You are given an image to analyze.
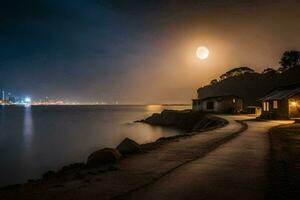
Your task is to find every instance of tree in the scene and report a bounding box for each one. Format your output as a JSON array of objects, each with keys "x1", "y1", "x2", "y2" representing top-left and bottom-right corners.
[
  {"x1": 279, "y1": 50, "x2": 300, "y2": 70},
  {"x1": 220, "y1": 74, "x2": 228, "y2": 81},
  {"x1": 262, "y1": 68, "x2": 276, "y2": 74},
  {"x1": 219, "y1": 67, "x2": 255, "y2": 80},
  {"x1": 210, "y1": 79, "x2": 218, "y2": 85}
]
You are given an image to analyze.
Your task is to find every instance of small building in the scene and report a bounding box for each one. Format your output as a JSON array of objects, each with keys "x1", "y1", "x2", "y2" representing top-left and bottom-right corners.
[
  {"x1": 193, "y1": 95, "x2": 243, "y2": 113},
  {"x1": 260, "y1": 85, "x2": 300, "y2": 119}
]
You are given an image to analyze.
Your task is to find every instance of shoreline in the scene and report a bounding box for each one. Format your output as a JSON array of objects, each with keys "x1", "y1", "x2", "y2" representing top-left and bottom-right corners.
[
  {"x1": 0, "y1": 115, "x2": 243, "y2": 200},
  {"x1": 0, "y1": 104, "x2": 192, "y2": 107},
  {"x1": 0, "y1": 111, "x2": 226, "y2": 191},
  {"x1": 1, "y1": 114, "x2": 259, "y2": 200},
  {"x1": 139, "y1": 114, "x2": 229, "y2": 152}
]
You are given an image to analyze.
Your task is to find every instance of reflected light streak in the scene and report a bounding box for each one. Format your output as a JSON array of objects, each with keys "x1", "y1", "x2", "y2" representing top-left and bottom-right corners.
[
  {"x1": 23, "y1": 107, "x2": 34, "y2": 148},
  {"x1": 21, "y1": 106, "x2": 35, "y2": 178}
]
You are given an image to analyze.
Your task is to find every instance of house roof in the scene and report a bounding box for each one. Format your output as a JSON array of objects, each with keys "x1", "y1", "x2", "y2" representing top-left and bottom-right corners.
[
  {"x1": 195, "y1": 95, "x2": 241, "y2": 102},
  {"x1": 260, "y1": 86, "x2": 300, "y2": 101}
]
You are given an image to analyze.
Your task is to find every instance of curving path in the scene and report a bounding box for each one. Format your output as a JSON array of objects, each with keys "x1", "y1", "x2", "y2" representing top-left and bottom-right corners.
[{"x1": 120, "y1": 116, "x2": 292, "y2": 200}]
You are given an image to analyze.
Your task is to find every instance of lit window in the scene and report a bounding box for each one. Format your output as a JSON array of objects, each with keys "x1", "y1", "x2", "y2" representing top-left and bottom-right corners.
[
  {"x1": 263, "y1": 102, "x2": 270, "y2": 111},
  {"x1": 290, "y1": 101, "x2": 297, "y2": 107},
  {"x1": 273, "y1": 100, "x2": 278, "y2": 109}
]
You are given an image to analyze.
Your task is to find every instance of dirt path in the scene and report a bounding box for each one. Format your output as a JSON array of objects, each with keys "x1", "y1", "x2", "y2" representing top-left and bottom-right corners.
[{"x1": 119, "y1": 118, "x2": 292, "y2": 200}]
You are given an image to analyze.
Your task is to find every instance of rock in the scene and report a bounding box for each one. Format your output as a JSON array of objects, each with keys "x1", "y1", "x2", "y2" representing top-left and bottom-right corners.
[
  {"x1": 86, "y1": 148, "x2": 121, "y2": 167},
  {"x1": 60, "y1": 162, "x2": 85, "y2": 172},
  {"x1": 142, "y1": 110, "x2": 217, "y2": 132},
  {"x1": 87, "y1": 169, "x2": 98, "y2": 175},
  {"x1": 42, "y1": 170, "x2": 56, "y2": 179},
  {"x1": 1, "y1": 184, "x2": 22, "y2": 190},
  {"x1": 27, "y1": 179, "x2": 35, "y2": 183},
  {"x1": 108, "y1": 165, "x2": 118, "y2": 171},
  {"x1": 74, "y1": 172, "x2": 85, "y2": 180},
  {"x1": 117, "y1": 138, "x2": 141, "y2": 154},
  {"x1": 156, "y1": 137, "x2": 167, "y2": 142}
]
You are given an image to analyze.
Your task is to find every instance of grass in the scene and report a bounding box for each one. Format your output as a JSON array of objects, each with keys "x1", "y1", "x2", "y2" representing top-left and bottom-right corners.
[{"x1": 268, "y1": 123, "x2": 300, "y2": 199}]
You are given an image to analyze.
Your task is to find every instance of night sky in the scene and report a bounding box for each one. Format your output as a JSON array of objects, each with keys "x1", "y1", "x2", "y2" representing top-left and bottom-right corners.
[{"x1": 1, "y1": 0, "x2": 300, "y2": 104}]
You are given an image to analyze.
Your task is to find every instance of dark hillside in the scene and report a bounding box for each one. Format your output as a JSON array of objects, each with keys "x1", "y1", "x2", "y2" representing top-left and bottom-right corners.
[{"x1": 197, "y1": 67, "x2": 300, "y2": 106}]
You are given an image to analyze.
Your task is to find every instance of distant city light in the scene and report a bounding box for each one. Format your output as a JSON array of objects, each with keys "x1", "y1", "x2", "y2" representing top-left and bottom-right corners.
[
  {"x1": 25, "y1": 97, "x2": 32, "y2": 103},
  {"x1": 0, "y1": 90, "x2": 108, "y2": 105}
]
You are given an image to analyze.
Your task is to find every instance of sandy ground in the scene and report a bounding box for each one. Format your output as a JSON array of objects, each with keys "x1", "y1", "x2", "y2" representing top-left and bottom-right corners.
[{"x1": 0, "y1": 115, "x2": 292, "y2": 200}]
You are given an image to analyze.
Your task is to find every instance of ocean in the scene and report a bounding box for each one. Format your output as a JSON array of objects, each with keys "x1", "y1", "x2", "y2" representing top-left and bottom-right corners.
[{"x1": 0, "y1": 105, "x2": 190, "y2": 187}]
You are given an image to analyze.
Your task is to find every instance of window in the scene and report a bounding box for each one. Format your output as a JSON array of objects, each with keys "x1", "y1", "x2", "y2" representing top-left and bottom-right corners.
[
  {"x1": 273, "y1": 100, "x2": 278, "y2": 109},
  {"x1": 206, "y1": 101, "x2": 214, "y2": 110},
  {"x1": 263, "y1": 102, "x2": 270, "y2": 111}
]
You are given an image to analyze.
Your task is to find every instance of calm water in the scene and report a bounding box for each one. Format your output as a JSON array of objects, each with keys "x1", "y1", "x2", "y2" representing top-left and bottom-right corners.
[{"x1": 0, "y1": 105, "x2": 190, "y2": 186}]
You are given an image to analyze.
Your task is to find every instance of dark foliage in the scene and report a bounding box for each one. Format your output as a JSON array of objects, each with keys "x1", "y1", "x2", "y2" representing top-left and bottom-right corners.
[
  {"x1": 198, "y1": 66, "x2": 300, "y2": 107},
  {"x1": 262, "y1": 68, "x2": 277, "y2": 74},
  {"x1": 210, "y1": 79, "x2": 218, "y2": 85},
  {"x1": 279, "y1": 50, "x2": 300, "y2": 71},
  {"x1": 219, "y1": 66, "x2": 255, "y2": 80}
]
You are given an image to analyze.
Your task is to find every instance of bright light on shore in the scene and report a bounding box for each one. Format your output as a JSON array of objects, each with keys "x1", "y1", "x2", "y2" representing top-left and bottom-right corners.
[{"x1": 25, "y1": 97, "x2": 31, "y2": 103}]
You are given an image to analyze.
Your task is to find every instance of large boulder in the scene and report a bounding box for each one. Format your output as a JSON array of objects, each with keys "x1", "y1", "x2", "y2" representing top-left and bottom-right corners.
[
  {"x1": 117, "y1": 138, "x2": 141, "y2": 154},
  {"x1": 87, "y1": 148, "x2": 121, "y2": 167},
  {"x1": 142, "y1": 110, "x2": 220, "y2": 132}
]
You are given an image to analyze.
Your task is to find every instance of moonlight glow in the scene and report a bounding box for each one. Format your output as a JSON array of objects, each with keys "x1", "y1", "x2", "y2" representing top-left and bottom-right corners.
[{"x1": 196, "y1": 46, "x2": 209, "y2": 60}]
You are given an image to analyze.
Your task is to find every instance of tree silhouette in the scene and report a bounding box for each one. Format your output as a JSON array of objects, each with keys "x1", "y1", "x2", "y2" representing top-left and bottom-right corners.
[
  {"x1": 210, "y1": 79, "x2": 218, "y2": 85},
  {"x1": 279, "y1": 50, "x2": 300, "y2": 71},
  {"x1": 262, "y1": 68, "x2": 276, "y2": 74},
  {"x1": 219, "y1": 67, "x2": 255, "y2": 80}
]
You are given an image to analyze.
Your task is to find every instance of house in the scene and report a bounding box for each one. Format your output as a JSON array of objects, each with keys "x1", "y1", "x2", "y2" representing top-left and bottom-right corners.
[
  {"x1": 193, "y1": 95, "x2": 243, "y2": 113},
  {"x1": 260, "y1": 84, "x2": 300, "y2": 119}
]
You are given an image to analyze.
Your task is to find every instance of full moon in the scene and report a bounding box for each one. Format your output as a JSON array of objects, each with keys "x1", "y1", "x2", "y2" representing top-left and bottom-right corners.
[{"x1": 196, "y1": 46, "x2": 209, "y2": 60}]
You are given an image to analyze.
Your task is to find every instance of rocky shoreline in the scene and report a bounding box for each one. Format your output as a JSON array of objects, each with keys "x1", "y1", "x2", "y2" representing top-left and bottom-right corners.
[
  {"x1": 2, "y1": 110, "x2": 226, "y2": 189},
  {"x1": 139, "y1": 109, "x2": 228, "y2": 132}
]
